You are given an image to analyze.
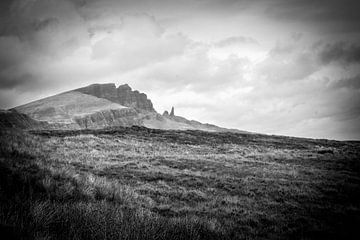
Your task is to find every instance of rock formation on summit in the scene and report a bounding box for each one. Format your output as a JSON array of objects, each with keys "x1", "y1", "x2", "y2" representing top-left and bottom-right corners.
[
  {"x1": 75, "y1": 83, "x2": 155, "y2": 112},
  {"x1": 163, "y1": 107, "x2": 174, "y2": 117}
]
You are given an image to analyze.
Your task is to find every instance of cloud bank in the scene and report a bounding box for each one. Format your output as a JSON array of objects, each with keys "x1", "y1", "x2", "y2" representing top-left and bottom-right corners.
[{"x1": 0, "y1": 0, "x2": 360, "y2": 140}]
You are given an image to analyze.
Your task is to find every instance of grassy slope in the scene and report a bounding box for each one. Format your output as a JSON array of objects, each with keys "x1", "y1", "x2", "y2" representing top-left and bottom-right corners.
[
  {"x1": 0, "y1": 127, "x2": 359, "y2": 239},
  {"x1": 14, "y1": 92, "x2": 127, "y2": 124}
]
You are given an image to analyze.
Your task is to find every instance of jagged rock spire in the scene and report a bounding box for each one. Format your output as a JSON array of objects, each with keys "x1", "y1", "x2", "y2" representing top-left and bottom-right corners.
[{"x1": 170, "y1": 107, "x2": 174, "y2": 117}]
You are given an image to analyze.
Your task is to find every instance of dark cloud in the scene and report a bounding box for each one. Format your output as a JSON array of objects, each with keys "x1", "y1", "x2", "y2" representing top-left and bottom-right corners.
[
  {"x1": 332, "y1": 75, "x2": 360, "y2": 89},
  {"x1": 32, "y1": 18, "x2": 60, "y2": 32},
  {"x1": 0, "y1": 36, "x2": 24, "y2": 70},
  {"x1": 319, "y1": 42, "x2": 360, "y2": 65},
  {"x1": 215, "y1": 36, "x2": 258, "y2": 47},
  {"x1": 256, "y1": 38, "x2": 320, "y2": 83},
  {"x1": 0, "y1": 0, "x2": 89, "y2": 48},
  {"x1": 71, "y1": 0, "x2": 254, "y2": 17},
  {"x1": 266, "y1": 0, "x2": 360, "y2": 32},
  {"x1": 0, "y1": 73, "x2": 34, "y2": 90},
  {"x1": 0, "y1": 0, "x2": 90, "y2": 95}
]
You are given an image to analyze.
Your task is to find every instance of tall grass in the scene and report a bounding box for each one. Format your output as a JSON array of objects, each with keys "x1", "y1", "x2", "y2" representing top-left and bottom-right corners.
[
  {"x1": 1, "y1": 127, "x2": 360, "y2": 239},
  {"x1": 0, "y1": 128, "x2": 225, "y2": 240}
]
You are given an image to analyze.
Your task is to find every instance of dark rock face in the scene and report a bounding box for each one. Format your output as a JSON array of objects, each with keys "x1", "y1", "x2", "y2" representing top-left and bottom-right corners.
[
  {"x1": 74, "y1": 108, "x2": 141, "y2": 129},
  {"x1": 163, "y1": 110, "x2": 169, "y2": 116},
  {"x1": 170, "y1": 107, "x2": 175, "y2": 117},
  {"x1": 75, "y1": 83, "x2": 155, "y2": 112},
  {"x1": 117, "y1": 84, "x2": 155, "y2": 112}
]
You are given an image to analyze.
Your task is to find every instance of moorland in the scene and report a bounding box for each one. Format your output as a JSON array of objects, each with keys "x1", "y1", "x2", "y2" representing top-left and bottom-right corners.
[{"x1": 0, "y1": 126, "x2": 359, "y2": 239}]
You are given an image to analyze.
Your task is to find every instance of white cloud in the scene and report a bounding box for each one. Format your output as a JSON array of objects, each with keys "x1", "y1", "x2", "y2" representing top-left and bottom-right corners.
[{"x1": 91, "y1": 14, "x2": 189, "y2": 70}]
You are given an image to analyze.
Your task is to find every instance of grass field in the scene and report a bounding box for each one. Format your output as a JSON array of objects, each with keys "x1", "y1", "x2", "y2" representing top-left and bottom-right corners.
[{"x1": 0, "y1": 126, "x2": 359, "y2": 239}]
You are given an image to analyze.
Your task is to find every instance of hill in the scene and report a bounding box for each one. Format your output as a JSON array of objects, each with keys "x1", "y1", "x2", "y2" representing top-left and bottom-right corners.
[
  {"x1": 13, "y1": 83, "x2": 243, "y2": 132},
  {"x1": 0, "y1": 109, "x2": 49, "y2": 129}
]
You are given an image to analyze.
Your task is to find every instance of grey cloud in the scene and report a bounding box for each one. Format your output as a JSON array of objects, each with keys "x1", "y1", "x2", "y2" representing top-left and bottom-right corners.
[
  {"x1": 257, "y1": 44, "x2": 319, "y2": 83},
  {"x1": 132, "y1": 47, "x2": 250, "y2": 93},
  {"x1": 0, "y1": 0, "x2": 14, "y2": 35},
  {"x1": 332, "y1": 75, "x2": 360, "y2": 89},
  {"x1": 0, "y1": 36, "x2": 25, "y2": 70},
  {"x1": 0, "y1": 0, "x2": 90, "y2": 94},
  {"x1": 290, "y1": 32, "x2": 303, "y2": 42},
  {"x1": 91, "y1": 14, "x2": 189, "y2": 71},
  {"x1": 266, "y1": 0, "x2": 360, "y2": 21},
  {"x1": 72, "y1": 0, "x2": 254, "y2": 16},
  {"x1": 0, "y1": 0, "x2": 90, "y2": 54},
  {"x1": 215, "y1": 36, "x2": 258, "y2": 48},
  {"x1": 0, "y1": 73, "x2": 34, "y2": 90},
  {"x1": 319, "y1": 42, "x2": 360, "y2": 65},
  {"x1": 266, "y1": 0, "x2": 360, "y2": 32},
  {"x1": 269, "y1": 42, "x2": 296, "y2": 56},
  {"x1": 0, "y1": 35, "x2": 39, "y2": 91},
  {"x1": 0, "y1": 90, "x2": 16, "y2": 108},
  {"x1": 32, "y1": 18, "x2": 60, "y2": 32}
]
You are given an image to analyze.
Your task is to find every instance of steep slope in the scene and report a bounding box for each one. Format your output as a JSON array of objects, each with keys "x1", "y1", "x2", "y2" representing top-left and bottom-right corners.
[
  {"x1": 0, "y1": 109, "x2": 49, "y2": 129},
  {"x1": 14, "y1": 91, "x2": 139, "y2": 128}
]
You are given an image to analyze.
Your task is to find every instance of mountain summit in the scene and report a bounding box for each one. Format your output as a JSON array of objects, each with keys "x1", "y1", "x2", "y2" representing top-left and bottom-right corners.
[
  {"x1": 75, "y1": 83, "x2": 155, "y2": 112},
  {"x1": 12, "y1": 83, "x2": 242, "y2": 132}
]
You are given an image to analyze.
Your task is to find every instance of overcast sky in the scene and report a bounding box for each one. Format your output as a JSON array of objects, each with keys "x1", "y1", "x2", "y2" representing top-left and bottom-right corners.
[{"x1": 1, "y1": 0, "x2": 360, "y2": 140}]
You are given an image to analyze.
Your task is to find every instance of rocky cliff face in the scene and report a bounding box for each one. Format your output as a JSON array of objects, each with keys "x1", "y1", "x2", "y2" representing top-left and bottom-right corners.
[
  {"x1": 75, "y1": 83, "x2": 155, "y2": 112},
  {"x1": 74, "y1": 108, "x2": 141, "y2": 129}
]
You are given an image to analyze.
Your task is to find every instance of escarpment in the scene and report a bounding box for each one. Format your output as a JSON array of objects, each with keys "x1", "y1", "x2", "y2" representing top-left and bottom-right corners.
[{"x1": 75, "y1": 83, "x2": 155, "y2": 112}]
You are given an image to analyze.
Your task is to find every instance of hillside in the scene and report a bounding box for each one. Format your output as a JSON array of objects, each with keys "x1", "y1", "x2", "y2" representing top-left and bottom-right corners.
[
  {"x1": 13, "y1": 83, "x2": 241, "y2": 132},
  {"x1": 0, "y1": 126, "x2": 359, "y2": 239},
  {"x1": 15, "y1": 91, "x2": 130, "y2": 124},
  {"x1": 0, "y1": 109, "x2": 49, "y2": 129}
]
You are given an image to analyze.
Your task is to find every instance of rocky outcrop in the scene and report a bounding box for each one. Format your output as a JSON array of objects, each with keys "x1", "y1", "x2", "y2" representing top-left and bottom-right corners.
[
  {"x1": 75, "y1": 83, "x2": 155, "y2": 112},
  {"x1": 163, "y1": 107, "x2": 174, "y2": 117},
  {"x1": 117, "y1": 84, "x2": 155, "y2": 112},
  {"x1": 74, "y1": 108, "x2": 141, "y2": 129}
]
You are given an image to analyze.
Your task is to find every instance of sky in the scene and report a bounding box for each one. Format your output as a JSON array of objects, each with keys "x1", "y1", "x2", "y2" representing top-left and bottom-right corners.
[{"x1": 0, "y1": 0, "x2": 360, "y2": 140}]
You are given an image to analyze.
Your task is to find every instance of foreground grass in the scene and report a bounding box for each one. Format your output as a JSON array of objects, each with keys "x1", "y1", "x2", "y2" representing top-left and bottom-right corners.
[{"x1": 1, "y1": 127, "x2": 360, "y2": 239}]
